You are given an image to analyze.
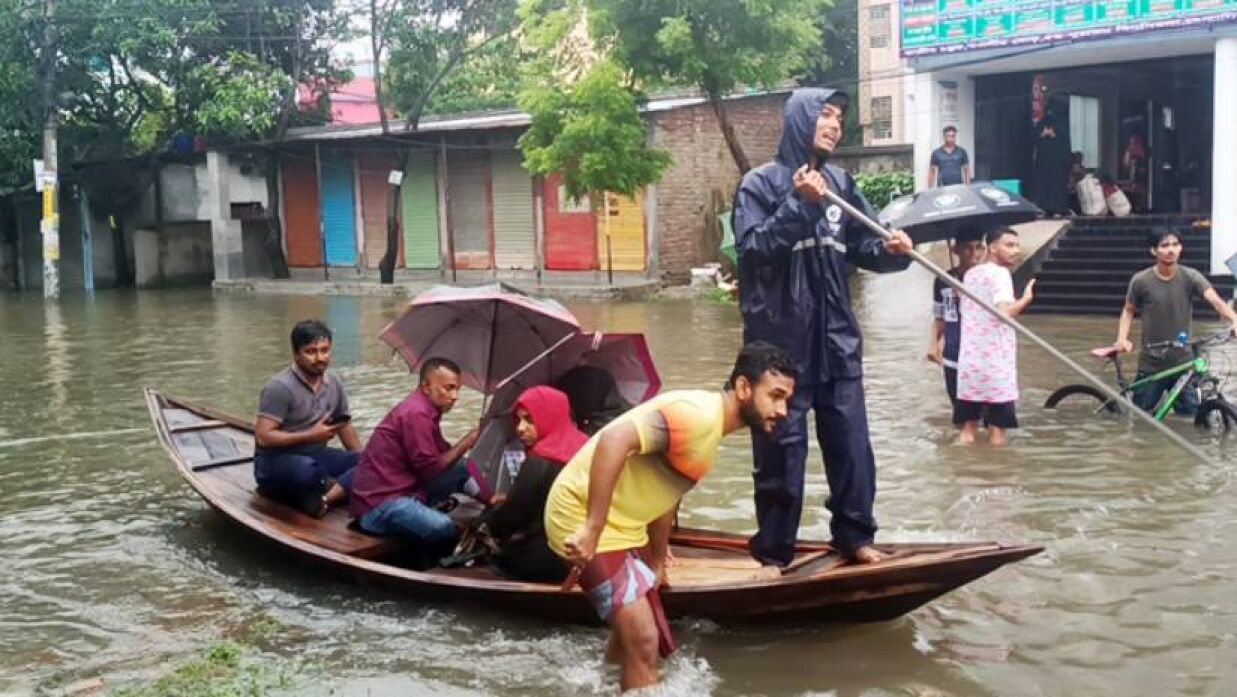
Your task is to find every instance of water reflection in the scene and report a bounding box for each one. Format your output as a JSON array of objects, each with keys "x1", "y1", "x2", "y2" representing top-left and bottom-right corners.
[{"x1": 2, "y1": 284, "x2": 1237, "y2": 696}]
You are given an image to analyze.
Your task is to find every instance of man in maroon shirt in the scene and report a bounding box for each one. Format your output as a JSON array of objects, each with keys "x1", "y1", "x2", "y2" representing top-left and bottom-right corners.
[{"x1": 350, "y1": 358, "x2": 481, "y2": 556}]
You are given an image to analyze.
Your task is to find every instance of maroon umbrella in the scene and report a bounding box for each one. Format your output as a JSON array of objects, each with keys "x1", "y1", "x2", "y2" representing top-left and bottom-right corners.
[
  {"x1": 492, "y1": 331, "x2": 661, "y2": 406},
  {"x1": 379, "y1": 283, "x2": 581, "y2": 394},
  {"x1": 470, "y1": 332, "x2": 662, "y2": 493}
]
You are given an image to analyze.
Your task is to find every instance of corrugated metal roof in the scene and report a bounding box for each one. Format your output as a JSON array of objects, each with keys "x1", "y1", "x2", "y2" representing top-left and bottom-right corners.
[{"x1": 280, "y1": 88, "x2": 791, "y2": 144}]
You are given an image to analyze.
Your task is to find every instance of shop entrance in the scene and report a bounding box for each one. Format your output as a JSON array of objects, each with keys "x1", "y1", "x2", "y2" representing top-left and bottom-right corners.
[{"x1": 975, "y1": 55, "x2": 1213, "y2": 215}]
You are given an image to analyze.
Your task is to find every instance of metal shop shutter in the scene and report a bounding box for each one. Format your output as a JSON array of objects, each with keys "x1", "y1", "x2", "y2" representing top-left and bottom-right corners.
[
  {"x1": 319, "y1": 154, "x2": 357, "y2": 267},
  {"x1": 543, "y1": 172, "x2": 597, "y2": 270},
  {"x1": 400, "y1": 149, "x2": 441, "y2": 269},
  {"x1": 359, "y1": 152, "x2": 401, "y2": 269},
  {"x1": 447, "y1": 150, "x2": 491, "y2": 270},
  {"x1": 281, "y1": 154, "x2": 321, "y2": 267},
  {"x1": 491, "y1": 150, "x2": 536, "y2": 269},
  {"x1": 598, "y1": 190, "x2": 646, "y2": 272}
]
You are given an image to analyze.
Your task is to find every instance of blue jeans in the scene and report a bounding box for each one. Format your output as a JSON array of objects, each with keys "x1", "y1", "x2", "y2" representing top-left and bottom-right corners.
[
  {"x1": 254, "y1": 445, "x2": 358, "y2": 513},
  {"x1": 357, "y1": 460, "x2": 471, "y2": 550},
  {"x1": 1133, "y1": 371, "x2": 1200, "y2": 416}
]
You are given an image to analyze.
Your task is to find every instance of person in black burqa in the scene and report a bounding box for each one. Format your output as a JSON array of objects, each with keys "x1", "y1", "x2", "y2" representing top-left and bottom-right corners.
[
  {"x1": 730, "y1": 88, "x2": 913, "y2": 566},
  {"x1": 1030, "y1": 114, "x2": 1072, "y2": 216}
]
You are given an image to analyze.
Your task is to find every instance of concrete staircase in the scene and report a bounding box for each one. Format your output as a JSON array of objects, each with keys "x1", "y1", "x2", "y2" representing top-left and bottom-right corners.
[{"x1": 1027, "y1": 215, "x2": 1236, "y2": 316}]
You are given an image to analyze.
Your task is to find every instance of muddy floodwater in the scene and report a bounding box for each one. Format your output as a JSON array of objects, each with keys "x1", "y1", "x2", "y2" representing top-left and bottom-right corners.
[{"x1": 3, "y1": 265, "x2": 1236, "y2": 696}]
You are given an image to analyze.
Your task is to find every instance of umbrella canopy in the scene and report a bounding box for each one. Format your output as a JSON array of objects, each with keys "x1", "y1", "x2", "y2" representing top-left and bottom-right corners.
[
  {"x1": 492, "y1": 331, "x2": 661, "y2": 408},
  {"x1": 470, "y1": 332, "x2": 662, "y2": 494},
  {"x1": 379, "y1": 283, "x2": 581, "y2": 394},
  {"x1": 879, "y1": 182, "x2": 1043, "y2": 244}
]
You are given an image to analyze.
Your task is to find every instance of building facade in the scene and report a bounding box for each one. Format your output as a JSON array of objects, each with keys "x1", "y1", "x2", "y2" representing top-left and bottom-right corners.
[
  {"x1": 901, "y1": 4, "x2": 1237, "y2": 271},
  {"x1": 858, "y1": 0, "x2": 910, "y2": 146},
  {"x1": 232, "y1": 92, "x2": 788, "y2": 287}
]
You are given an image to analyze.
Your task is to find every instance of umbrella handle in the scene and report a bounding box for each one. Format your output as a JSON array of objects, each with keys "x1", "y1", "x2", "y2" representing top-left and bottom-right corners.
[
  {"x1": 819, "y1": 186, "x2": 1216, "y2": 466},
  {"x1": 490, "y1": 331, "x2": 581, "y2": 397}
]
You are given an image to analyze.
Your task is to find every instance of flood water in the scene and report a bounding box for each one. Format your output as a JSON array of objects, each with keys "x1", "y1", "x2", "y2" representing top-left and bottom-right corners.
[{"x1": 3, "y1": 266, "x2": 1237, "y2": 696}]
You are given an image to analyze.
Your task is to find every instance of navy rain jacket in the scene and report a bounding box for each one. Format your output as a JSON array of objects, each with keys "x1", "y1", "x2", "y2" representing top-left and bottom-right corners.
[{"x1": 732, "y1": 88, "x2": 910, "y2": 384}]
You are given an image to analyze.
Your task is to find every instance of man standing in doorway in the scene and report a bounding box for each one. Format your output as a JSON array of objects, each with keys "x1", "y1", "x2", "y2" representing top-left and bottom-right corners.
[
  {"x1": 929, "y1": 125, "x2": 971, "y2": 188},
  {"x1": 731, "y1": 88, "x2": 913, "y2": 567},
  {"x1": 1114, "y1": 228, "x2": 1237, "y2": 414}
]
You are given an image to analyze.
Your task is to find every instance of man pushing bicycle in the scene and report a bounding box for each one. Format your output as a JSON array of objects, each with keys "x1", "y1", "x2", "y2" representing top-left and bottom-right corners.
[{"x1": 1113, "y1": 228, "x2": 1237, "y2": 415}]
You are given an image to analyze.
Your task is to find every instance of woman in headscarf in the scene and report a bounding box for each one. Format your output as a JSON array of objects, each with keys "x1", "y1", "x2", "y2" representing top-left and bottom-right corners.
[{"x1": 477, "y1": 385, "x2": 588, "y2": 582}]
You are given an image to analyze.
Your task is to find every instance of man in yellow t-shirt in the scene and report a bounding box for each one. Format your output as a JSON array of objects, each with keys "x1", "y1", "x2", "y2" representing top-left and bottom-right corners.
[{"x1": 544, "y1": 342, "x2": 798, "y2": 692}]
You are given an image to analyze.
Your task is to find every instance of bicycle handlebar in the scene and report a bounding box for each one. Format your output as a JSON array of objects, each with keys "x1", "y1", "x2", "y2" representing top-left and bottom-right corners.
[{"x1": 1143, "y1": 331, "x2": 1231, "y2": 358}]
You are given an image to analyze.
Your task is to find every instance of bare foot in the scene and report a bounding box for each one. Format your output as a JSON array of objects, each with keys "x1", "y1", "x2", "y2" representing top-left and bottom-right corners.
[
  {"x1": 956, "y1": 431, "x2": 975, "y2": 445},
  {"x1": 850, "y1": 546, "x2": 886, "y2": 564},
  {"x1": 324, "y1": 481, "x2": 348, "y2": 506}
]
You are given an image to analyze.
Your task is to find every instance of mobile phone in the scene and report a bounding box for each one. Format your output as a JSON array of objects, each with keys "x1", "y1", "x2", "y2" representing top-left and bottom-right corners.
[{"x1": 326, "y1": 413, "x2": 352, "y2": 426}]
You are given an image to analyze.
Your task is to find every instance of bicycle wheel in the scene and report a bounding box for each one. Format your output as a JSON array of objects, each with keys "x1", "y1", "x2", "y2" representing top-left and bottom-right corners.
[
  {"x1": 1194, "y1": 398, "x2": 1237, "y2": 433},
  {"x1": 1043, "y1": 384, "x2": 1122, "y2": 414}
]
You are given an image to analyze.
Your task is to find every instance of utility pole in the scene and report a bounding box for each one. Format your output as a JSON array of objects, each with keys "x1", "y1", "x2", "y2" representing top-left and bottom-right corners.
[{"x1": 39, "y1": 0, "x2": 59, "y2": 299}]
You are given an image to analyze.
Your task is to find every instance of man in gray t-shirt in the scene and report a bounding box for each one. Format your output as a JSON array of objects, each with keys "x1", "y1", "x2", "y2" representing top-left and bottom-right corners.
[
  {"x1": 1114, "y1": 229, "x2": 1237, "y2": 414},
  {"x1": 254, "y1": 320, "x2": 362, "y2": 516},
  {"x1": 928, "y1": 126, "x2": 971, "y2": 188}
]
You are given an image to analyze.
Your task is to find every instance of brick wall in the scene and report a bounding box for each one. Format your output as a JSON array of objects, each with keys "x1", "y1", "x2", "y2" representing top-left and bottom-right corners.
[{"x1": 650, "y1": 93, "x2": 785, "y2": 284}]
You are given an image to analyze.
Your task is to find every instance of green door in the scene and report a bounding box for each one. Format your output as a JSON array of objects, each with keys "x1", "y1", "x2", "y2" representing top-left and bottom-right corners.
[{"x1": 400, "y1": 149, "x2": 441, "y2": 269}]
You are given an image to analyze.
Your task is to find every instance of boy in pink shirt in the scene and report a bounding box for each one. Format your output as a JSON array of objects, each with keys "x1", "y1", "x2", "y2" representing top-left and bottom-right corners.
[{"x1": 955, "y1": 228, "x2": 1036, "y2": 445}]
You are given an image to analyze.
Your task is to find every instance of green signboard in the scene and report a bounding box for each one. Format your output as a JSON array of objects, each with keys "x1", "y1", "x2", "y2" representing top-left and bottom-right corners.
[{"x1": 902, "y1": 0, "x2": 1237, "y2": 55}]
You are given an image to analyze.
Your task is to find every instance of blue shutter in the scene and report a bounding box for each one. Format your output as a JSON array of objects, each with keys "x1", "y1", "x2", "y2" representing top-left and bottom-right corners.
[{"x1": 320, "y1": 155, "x2": 357, "y2": 266}]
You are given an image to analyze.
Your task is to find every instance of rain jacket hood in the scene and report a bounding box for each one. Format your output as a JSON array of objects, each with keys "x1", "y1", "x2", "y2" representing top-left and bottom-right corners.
[{"x1": 775, "y1": 88, "x2": 846, "y2": 170}]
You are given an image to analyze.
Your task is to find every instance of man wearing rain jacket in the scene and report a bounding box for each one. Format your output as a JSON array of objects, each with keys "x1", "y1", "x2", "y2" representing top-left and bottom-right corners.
[{"x1": 732, "y1": 88, "x2": 913, "y2": 566}]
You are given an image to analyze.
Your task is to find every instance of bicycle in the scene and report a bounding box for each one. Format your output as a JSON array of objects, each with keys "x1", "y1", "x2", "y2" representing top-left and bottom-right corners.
[{"x1": 1043, "y1": 331, "x2": 1237, "y2": 432}]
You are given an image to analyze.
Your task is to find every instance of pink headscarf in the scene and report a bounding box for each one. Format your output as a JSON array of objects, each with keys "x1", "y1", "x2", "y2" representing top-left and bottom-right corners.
[{"x1": 513, "y1": 386, "x2": 589, "y2": 466}]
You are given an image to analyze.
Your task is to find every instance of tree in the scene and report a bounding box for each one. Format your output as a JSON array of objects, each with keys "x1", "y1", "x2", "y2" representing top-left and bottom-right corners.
[
  {"x1": 0, "y1": 2, "x2": 40, "y2": 193},
  {"x1": 380, "y1": 0, "x2": 520, "y2": 131},
  {"x1": 0, "y1": 0, "x2": 351, "y2": 282},
  {"x1": 517, "y1": 0, "x2": 670, "y2": 201},
  {"x1": 803, "y1": 0, "x2": 862, "y2": 147},
  {"x1": 423, "y1": 33, "x2": 524, "y2": 116},
  {"x1": 588, "y1": 0, "x2": 831, "y2": 173},
  {"x1": 519, "y1": 59, "x2": 670, "y2": 201}
]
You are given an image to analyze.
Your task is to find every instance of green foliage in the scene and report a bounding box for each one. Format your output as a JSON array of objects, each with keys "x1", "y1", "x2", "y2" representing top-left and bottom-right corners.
[
  {"x1": 0, "y1": 0, "x2": 350, "y2": 190},
  {"x1": 381, "y1": 0, "x2": 519, "y2": 127},
  {"x1": 185, "y1": 52, "x2": 293, "y2": 141},
  {"x1": 802, "y1": 0, "x2": 862, "y2": 147},
  {"x1": 109, "y1": 642, "x2": 298, "y2": 697},
  {"x1": 0, "y1": 1, "x2": 40, "y2": 190},
  {"x1": 423, "y1": 34, "x2": 524, "y2": 116},
  {"x1": 590, "y1": 0, "x2": 831, "y2": 96},
  {"x1": 518, "y1": 59, "x2": 671, "y2": 199},
  {"x1": 855, "y1": 171, "x2": 914, "y2": 210}
]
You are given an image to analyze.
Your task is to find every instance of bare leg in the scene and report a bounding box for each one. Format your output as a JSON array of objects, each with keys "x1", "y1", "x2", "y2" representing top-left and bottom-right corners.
[
  {"x1": 611, "y1": 597, "x2": 660, "y2": 692},
  {"x1": 988, "y1": 426, "x2": 1008, "y2": 447},
  {"x1": 957, "y1": 420, "x2": 979, "y2": 445},
  {"x1": 606, "y1": 631, "x2": 623, "y2": 665}
]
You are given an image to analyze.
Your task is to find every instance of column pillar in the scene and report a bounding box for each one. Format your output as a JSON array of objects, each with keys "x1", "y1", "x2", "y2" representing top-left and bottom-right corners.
[
  {"x1": 1211, "y1": 37, "x2": 1237, "y2": 274},
  {"x1": 206, "y1": 150, "x2": 245, "y2": 281}
]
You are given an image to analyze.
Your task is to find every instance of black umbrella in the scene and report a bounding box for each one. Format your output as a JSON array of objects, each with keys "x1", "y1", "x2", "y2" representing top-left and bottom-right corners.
[{"x1": 878, "y1": 182, "x2": 1043, "y2": 243}]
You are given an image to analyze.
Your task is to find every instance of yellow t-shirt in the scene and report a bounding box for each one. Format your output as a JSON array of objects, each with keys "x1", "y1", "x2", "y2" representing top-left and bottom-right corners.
[{"x1": 544, "y1": 390, "x2": 724, "y2": 556}]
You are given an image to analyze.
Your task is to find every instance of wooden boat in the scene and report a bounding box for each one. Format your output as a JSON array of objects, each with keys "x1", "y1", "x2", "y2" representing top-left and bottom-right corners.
[{"x1": 145, "y1": 388, "x2": 1042, "y2": 624}]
